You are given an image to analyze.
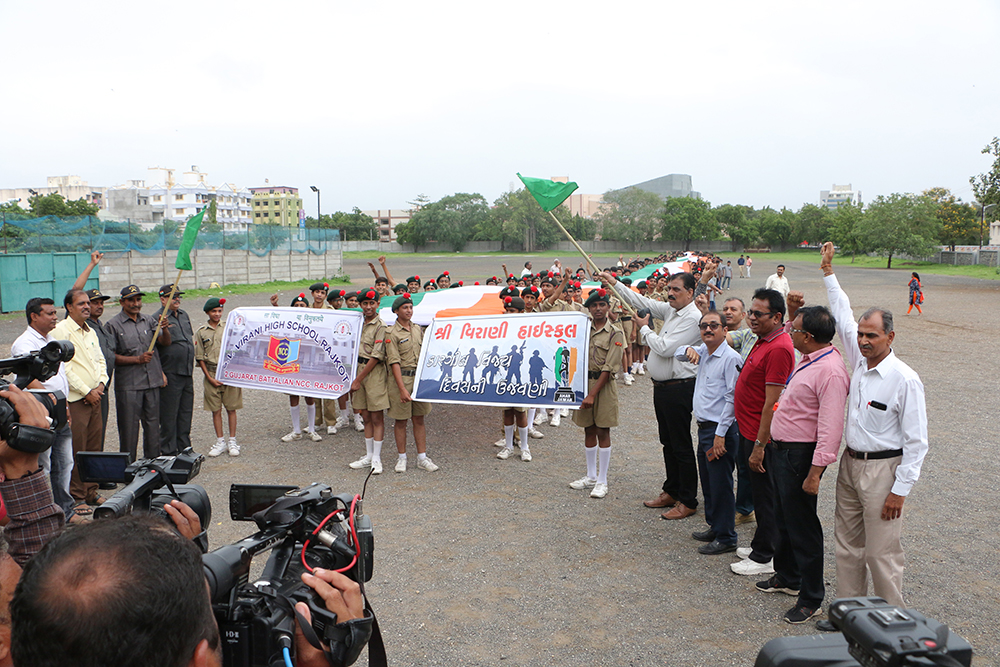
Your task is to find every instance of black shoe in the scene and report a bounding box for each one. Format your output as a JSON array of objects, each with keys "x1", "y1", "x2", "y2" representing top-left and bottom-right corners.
[
  {"x1": 815, "y1": 619, "x2": 837, "y2": 632},
  {"x1": 755, "y1": 575, "x2": 799, "y2": 596},
  {"x1": 784, "y1": 605, "x2": 821, "y2": 625},
  {"x1": 691, "y1": 528, "x2": 717, "y2": 542},
  {"x1": 698, "y1": 540, "x2": 737, "y2": 555},
  {"x1": 98, "y1": 482, "x2": 117, "y2": 490}
]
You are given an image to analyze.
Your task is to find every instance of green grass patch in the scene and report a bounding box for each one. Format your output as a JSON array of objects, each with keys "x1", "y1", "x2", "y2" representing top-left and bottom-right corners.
[{"x1": 737, "y1": 249, "x2": 1000, "y2": 280}]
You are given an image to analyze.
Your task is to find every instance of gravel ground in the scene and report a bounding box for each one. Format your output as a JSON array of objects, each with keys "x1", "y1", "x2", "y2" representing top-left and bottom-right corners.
[{"x1": 2, "y1": 253, "x2": 997, "y2": 666}]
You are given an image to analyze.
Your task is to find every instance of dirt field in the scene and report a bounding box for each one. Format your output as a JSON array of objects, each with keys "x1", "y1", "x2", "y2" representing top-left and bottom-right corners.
[{"x1": 2, "y1": 253, "x2": 997, "y2": 666}]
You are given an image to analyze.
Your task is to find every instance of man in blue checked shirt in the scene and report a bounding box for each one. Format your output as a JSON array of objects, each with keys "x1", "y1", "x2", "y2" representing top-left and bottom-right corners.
[{"x1": 675, "y1": 309, "x2": 742, "y2": 555}]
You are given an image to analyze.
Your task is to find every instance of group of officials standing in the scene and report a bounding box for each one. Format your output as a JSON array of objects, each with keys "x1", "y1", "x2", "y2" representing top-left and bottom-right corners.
[{"x1": 601, "y1": 243, "x2": 928, "y2": 628}]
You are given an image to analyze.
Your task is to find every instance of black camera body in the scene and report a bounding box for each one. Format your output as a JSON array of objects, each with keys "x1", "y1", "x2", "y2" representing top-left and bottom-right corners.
[
  {"x1": 0, "y1": 340, "x2": 75, "y2": 452},
  {"x1": 755, "y1": 597, "x2": 972, "y2": 667},
  {"x1": 76, "y1": 448, "x2": 210, "y2": 526},
  {"x1": 205, "y1": 483, "x2": 374, "y2": 667}
]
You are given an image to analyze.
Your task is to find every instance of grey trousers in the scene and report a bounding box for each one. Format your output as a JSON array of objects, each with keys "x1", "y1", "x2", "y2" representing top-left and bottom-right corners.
[
  {"x1": 116, "y1": 387, "x2": 160, "y2": 462},
  {"x1": 159, "y1": 373, "x2": 194, "y2": 455}
]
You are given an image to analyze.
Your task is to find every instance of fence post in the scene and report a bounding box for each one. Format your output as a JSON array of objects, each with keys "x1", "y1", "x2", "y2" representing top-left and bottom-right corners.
[
  {"x1": 88, "y1": 215, "x2": 93, "y2": 252},
  {"x1": 2, "y1": 211, "x2": 6, "y2": 254}
]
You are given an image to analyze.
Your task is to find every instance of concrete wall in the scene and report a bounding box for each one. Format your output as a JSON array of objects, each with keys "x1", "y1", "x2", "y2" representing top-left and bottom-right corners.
[
  {"x1": 935, "y1": 250, "x2": 996, "y2": 266},
  {"x1": 92, "y1": 246, "x2": 343, "y2": 293}
]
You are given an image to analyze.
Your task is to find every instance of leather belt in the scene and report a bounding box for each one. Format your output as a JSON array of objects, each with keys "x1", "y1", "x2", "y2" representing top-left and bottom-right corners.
[
  {"x1": 358, "y1": 356, "x2": 369, "y2": 365},
  {"x1": 620, "y1": 316, "x2": 632, "y2": 322},
  {"x1": 697, "y1": 420, "x2": 718, "y2": 430},
  {"x1": 587, "y1": 371, "x2": 603, "y2": 379},
  {"x1": 400, "y1": 369, "x2": 416, "y2": 377},
  {"x1": 846, "y1": 447, "x2": 902, "y2": 460},
  {"x1": 652, "y1": 377, "x2": 695, "y2": 387},
  {"x1": 772, "y1": 439, "x2": 816, "y2": 450}
]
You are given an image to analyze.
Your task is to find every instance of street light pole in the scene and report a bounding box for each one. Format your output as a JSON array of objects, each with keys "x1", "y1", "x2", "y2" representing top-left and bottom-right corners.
[
  {"x1": 981, "y1": 203, "x2": 996, "y2": 248},
  {"x1": 310, "y1": 186, "x2": 320, "y2": 227}
]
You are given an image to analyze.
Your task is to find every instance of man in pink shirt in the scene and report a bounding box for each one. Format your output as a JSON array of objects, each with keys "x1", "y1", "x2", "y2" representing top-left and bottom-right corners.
[{"x1": 757, "y1": 298, "x2": 849, "y2": 624}]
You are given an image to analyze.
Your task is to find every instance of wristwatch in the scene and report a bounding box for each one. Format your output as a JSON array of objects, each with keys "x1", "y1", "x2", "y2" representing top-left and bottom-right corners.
[{"x1": 753, "y1": 439, "x2": 765, "y2": 448}]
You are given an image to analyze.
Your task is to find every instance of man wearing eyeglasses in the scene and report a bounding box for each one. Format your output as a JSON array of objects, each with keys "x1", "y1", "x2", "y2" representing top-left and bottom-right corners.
[
  {"x1": 152, "y1": 284, "x2": 195, "y2": 456},
  {"x1": 731, "y1": 288, "x2": 795, "y2": 577},
  {"x1": 600, "y1": 269, "x2": 702, "y2": 520},
  {"x1": 757, "y1": 299, "x2": 849, "y2": 624},
  {"x1": 816, "y1": 242, "x2": 927, "y2": 624}
]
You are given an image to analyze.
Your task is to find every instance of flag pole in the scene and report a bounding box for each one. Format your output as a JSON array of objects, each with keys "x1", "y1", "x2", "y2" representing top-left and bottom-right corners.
[
  {"x1": 545, "y1": 209, "x2": 638, "y2": 317},
  {"x1": 147, "y1": 268, "x2": 181, "y2": 353}
]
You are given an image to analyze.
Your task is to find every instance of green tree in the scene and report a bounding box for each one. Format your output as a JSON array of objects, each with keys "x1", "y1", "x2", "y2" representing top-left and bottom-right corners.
[
  {"x1": 756, "y1": 207, "x2": 796, "y2": 249},
  {"x1": 970, "y1": 137, "x2": 1000, "y2": 211},
  {"x1": 829, "y1": 201, "x2": 866, "y2": 261},
  {"x1": 795, "y1": 204, "x2": 832, "y2": 246},
  {"x1": 923, "y1": 187, "x2": 978, "y2": 249},
  {"x1": 488, "y1": 188, "x2": 562, "y2": 252},
  {"x1": 28, "y1": 193, "x2": 99, "y2": 217},
  {"x1": 596, "y1": 187, "x2": 663, "y2": 251},
  {"x1": 306, "y1": 207, "x2": 376, "y2": 241},
  {"x1": 861, "y1": 193, "x2": 940, "y2": 268},
  {"x1": 660, "y1": 196, "x2": 718, "y2": 251},
  {"x1": 396, "y1": 193, "x2": 490, "y2": 251},
  {"x1": 713, "y1": 203, "x2": 759, "y2": 249}
]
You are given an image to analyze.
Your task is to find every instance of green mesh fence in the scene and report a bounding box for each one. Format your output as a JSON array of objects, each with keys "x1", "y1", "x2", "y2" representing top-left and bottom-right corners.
[{"x1": 0, "y1": 215, "x2": 340, "y2": 256}]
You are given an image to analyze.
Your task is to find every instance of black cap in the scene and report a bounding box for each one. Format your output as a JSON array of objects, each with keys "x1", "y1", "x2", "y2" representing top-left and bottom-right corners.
[
  {"x1": 309, "y1": 281, "x2": 330, "y2": 292},
  {"x1": 391, "y1": 295, "x2": 413, "y2": 313},
  {"x1": 291, "y1": 293, "x2": 309, "y2": 306},
  {"x1": 499, "y1": 286, "x2": 519, "y2": 299},
  {"x1": 584, "y1": 289, "x2": 610, "y2": 308},
  {"x1": 204, "y1": 297, "x2": 226, "y2": 311},
  {"x1": 503, "y1": 296, "x2": 525, "y2": 311},
  {"x1": 120, "y1": 285, "x2": 144, "y2": 298},
  {"x1": 359, "y1": 289, "x2": 379, "y2": 304},
  {"x1": 85, "y1": 288, "x2": 111, "y2": 301},
  {"x1": 521, "y1": 285, "x2": 539, "y2": 298},
  {"x1": 158, "y1": 284, "x2": 184, "y2": 298}
]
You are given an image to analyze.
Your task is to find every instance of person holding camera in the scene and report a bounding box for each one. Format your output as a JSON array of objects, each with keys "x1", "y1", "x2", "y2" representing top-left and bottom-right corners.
[
  {"x1": 10, "y1": 298, "x2": 75, "y2": 524},
  {"x1": 52, "y1": 290, "x2": 109, "y2": 514},
  {"x1": 8, "y1": 512, "x2": 366, "y2": 667}
]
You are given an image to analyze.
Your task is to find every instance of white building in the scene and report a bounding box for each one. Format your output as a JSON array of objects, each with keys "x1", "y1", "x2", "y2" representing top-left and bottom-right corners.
[
  {"x1": 363, "y1": 209, "x2": 412, "y2": 242},
  {"x1": 144, "y1": 166, "x2": 252, "y2": 231},
  {"x1": 0, "y1": 175, "x2": 106, "y2": 210},
  {"x1": 820, "y1": 184, "x2": 862, "y2": 210}
]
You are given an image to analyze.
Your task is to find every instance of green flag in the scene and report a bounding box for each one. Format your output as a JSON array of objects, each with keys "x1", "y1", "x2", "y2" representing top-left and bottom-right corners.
[
  {"x1": 175, "y1": 208, "x2": 205, "y2": 271},
  {"x1": 516, "y1": 173, "x2": 579, "y2": 212}
]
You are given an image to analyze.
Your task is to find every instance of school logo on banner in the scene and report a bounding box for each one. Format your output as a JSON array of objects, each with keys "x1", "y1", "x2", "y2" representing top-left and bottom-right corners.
[
  {"x1": 264, "y1": 336, "x2": 301, "y2": 374},
  {"x1": 411, "y1": 311, "x2": 590, "y2": 408}
]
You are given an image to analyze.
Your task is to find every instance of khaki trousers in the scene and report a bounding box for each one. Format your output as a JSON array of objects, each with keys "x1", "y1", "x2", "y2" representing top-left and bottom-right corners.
[
  {"x1": 69, "y1": 399, "x2": 103, "y2": 503},
  {"x1": 834, "y1": 454, "x2": 905, "y2": 606}
]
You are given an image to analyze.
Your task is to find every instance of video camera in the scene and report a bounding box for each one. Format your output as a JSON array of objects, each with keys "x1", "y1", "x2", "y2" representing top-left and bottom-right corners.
[
  {"x1": 756, "y1": 597, "x2": 972, "y2": 667},
  {"x1": 76, "y1": 448, "x2": 211, "y2": 527},
  {"x1": 0, "y1": 340, "x2": 74, "y2": 453},
  {"x1": 204, "y1": 483, "x2": 378, "y2": 667}
]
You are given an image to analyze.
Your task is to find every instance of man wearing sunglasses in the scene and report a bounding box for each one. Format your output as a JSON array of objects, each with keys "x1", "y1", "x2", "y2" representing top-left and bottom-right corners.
[{"x1": 731, "y1": 288, "x2": 795, "y2": 577}]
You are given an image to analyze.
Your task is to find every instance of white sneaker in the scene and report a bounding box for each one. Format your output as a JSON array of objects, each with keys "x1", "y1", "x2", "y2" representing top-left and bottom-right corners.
[
  {"x1": 520, "y1": 449, "x2": 532, "y2": 462},
  {"x1": 417, "y1": 457, "x2": 439, "y2": 472},
  {"x1": 306, "y1": 430, "x2": 322, "y2": 442},
  {"x1": 349, "y1": 456, "x2": 372, "y2": 469},
  {"x1": 395, "y1": 458, "x2": 406, "y2": 473},
  {"x1": 227, "y1": 438, "x2": 240, "y2": 457},
  {"x1": 550, "y1": 413, "x2": 561, "y2": 427},
  {"x1": 637, "y1": 364, "x2": 646, "y2": 376},
  {"x1": 730, "y1": 558, "x2": 775, "y2": 576},
  {"x1": 327, "y1": 425, "x2": 338, "y2": 435},
  {"x1": 494, "y1": 437, "x2": 507, "y2": 448},
  {"x1": 560, "y1": 407, "x2": 569, "y2": 417},
  {"x1": 569, "y1": 477, "x2": 597, "y2": 490},
  {"x1": 335, "y1": 414, "x2": 350, "y2": 429},
  {"x1": 533, "y1": 411, "x2": 546, "y2": 426},
  {"x1": 354, "y1": 415, "x2": 365, "y2": 432},
  {"x1": 528, "y1": 427, "x2": 544, "y2": 439},
  {"x1": 624, "y1": 373, "x2": 634, "y2": 386},
  {"x1": 736, "y1": 547, "x2": 752, "y2": 559},
  {"x1": 497, "y1": 448, "x2": 513, "y2": 460},
  {"x1": 371, "y1": 459, "x2": 383, "y2": 474},
  {"x1": 208, "y1": 438, "x2": 227, "y2": 457},
  {"x1": 281, "y1": 431, "x2": 303, "y2": 442},
  {"x1": 590, "y1": 483, "x2": 608, "y2": 499}
]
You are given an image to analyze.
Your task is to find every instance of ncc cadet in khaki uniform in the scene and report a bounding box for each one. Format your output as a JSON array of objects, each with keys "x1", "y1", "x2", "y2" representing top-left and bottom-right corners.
[
  {"x1": 518, "y1": 286, "x2": 545, "y2": 439},
  {"x1": 496, "y1": 296, "x2": 533, "y2": 462},
  {"x1": 569, "y1": 288, "x2": 624, "y2": 499},
  {"x1": 323, "y1": 289, "x2": 355, "y2": 432},
  {"x1": 306, "y1": 280, "x2": 337, "y2": 433},
  {"x1": 385, "y1": 295, "x2": 439, "y2": 473},
  {"x1": 536, "y1": 271, "x2": 573, "y2": 428},
  {"x1": 195, "y1": 297, "x2": 243, "y2": 458},
  {"x1": 349, "y1": 290, "x2": 390, "y2": 475}
]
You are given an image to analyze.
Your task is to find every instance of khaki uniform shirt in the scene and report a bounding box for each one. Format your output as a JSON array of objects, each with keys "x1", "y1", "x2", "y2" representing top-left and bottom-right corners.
[
  {"x1": 359, "y1": 317, "x2": 387, "y2": 362},
  {"x1": 385, "y1": 321, "x2": 423, "y2": 369},
  {"x1": 572, "y1": 319, "x2": 624, "y2": 428},
  {"x1": 537, "y1": 298, "x2": 570, "y2": 313},
  {"x1": 194, "y1": 321, "x2": 225, "y2": 371}
]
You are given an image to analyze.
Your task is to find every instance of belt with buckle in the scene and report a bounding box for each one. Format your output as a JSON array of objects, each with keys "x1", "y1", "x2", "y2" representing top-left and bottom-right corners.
[
  {"x1": 587, "y1": 370, "x2": 603, "y2": 379},
  {"x1": 846, "y1": 447, "x2": 902, "y2": 460},
  {"x1": 400, "y1": 369, "x2": 416, "y2": 377},
  {"x1": 697, "y1": 420, "x2": 718, "y2": 431},
  {"x1": 772, "y1": 439, "x2": 816, "y2": 450},
  {"x1": 652, "y1": 377, "x2": 695, "y2": 387}
]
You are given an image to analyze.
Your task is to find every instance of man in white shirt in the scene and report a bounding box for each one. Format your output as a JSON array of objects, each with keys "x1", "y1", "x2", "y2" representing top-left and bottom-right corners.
[
  {"x1": 601, "y1": 270, "x2": 702, "y2": 519},
  {"x1": 10, "y1": 297, "x2": 75, "y2": 522},
  {"x1": 520, "y1": 261, "x2": 533, "y2": 278},
  {"x1": 818, "y1": 242, "x2": 928, "y2": 617},
  {"x1": 765, "y1": 265, "x2": 790, "y2": 299}
]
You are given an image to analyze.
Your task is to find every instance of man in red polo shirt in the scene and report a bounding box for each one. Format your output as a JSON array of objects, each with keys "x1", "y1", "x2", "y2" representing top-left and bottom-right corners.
[{"x1": 731, "y1": 288, "x2": 795, "y2": 576}]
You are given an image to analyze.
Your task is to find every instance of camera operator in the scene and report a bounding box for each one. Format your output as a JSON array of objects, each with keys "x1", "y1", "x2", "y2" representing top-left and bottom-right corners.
[
  {"x1": 9, "y1": 512, "x2": 365, "y2": 667},
  {"x1": 10, "y1": 298, "x2": 76, "y2": 524}
]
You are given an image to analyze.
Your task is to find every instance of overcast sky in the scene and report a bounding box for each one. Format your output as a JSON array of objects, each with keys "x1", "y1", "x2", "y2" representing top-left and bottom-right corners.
[{"x1": 2, "y1": 0, "x2": 998, "y2": 215}]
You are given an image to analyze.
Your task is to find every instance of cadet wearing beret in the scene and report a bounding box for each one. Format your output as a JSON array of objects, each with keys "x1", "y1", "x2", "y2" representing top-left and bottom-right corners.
[
  {"x1": 385, "y1": 295, "x2": 438, "y2": 473},
  {"x1": 195, "y1": 298, "x2": 243, "y2": 457},
  {"x1": 569, "y1": 288, "x2": 624, "y2": 499},
  {"x1": 436, "y1": 271, "x2": 451, "y2": 288},
  {"x1": 406, "y1": 276, "x2": 421, "y2": 294},
  {"x1": 349, "y1": 290, "x2": 390, "y2": 475},
  {"x1": 309, "y1": 282, "x2": 333, "y2": 309}
]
